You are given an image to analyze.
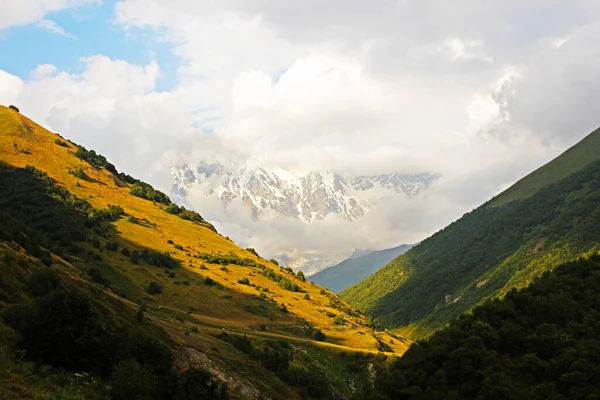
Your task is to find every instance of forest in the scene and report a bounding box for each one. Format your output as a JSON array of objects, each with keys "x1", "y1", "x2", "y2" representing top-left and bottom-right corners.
[{"x1": 355, "y1": 256, "x2": 600, "y2": 400}]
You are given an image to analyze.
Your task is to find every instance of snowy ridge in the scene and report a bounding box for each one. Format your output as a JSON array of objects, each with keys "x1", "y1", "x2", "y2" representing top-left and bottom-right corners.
[{"x1": 171, "y1": 162, "x2": 440, "y2": 223}]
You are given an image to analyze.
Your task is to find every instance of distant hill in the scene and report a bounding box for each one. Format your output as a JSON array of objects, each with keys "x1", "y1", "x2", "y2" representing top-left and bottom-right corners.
[
  {"x1": 342, "y1": 126, "x2": 600, "y2": 338},
  {"x1": 0, "y1": 105, "x2": 408, "y2": 399},
  {"x1": 310, "y1": 244, "x2": 415, "y2": 293}
]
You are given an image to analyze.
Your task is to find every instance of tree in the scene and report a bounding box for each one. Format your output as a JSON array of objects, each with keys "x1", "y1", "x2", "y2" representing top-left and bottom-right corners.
[
  {"x1": 9, "y1": 105, "x2": 19, "y2": 112},
  {"x1": 146, "y1": 282, "x2": 163, "y2": 295},
  {"x1": 165, "y1": 203, "x2": 182, "y2": 215},
  {"x1": 296, "y1": 271, "x2": 306, "y2": 282}
]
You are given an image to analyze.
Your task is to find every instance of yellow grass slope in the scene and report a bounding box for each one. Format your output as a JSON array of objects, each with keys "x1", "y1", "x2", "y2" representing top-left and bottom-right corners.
[{"x1": 0, "y1": 105, "x2": 410, "y2": 358}]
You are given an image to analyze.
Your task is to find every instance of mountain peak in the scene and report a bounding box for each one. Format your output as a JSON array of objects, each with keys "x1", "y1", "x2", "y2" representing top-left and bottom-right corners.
[{"x1": 171, "y1": 162, "x2": 440, "y2": 223}]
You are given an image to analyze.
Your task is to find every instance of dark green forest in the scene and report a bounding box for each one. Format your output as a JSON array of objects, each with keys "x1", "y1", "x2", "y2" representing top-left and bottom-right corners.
[
  {"x1": 355, "y1": 256, "x2": 600, "y2": 400},
  {"x1": 343, "y1": 158, "x2": 600, "y2": 334}
]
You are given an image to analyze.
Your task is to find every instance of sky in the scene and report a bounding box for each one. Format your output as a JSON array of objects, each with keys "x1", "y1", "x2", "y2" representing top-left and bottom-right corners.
[{"x1": 2, "y1": 0, "x2": 600, "y2": 265}]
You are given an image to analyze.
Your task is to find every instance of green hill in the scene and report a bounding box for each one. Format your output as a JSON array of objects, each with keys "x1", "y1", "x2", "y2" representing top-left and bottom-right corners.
[
  {"x1": 342, "y1": 126, "x2": 600, "y2": 337},
  {"x1": 310, "y1": 244, "x2": 415, "y2": 293},
  {"x1": 0, "y1": 106, "x2": 407, "y2": 399},
  {"x1": 354, "y1": 255, "x2": 600, "y2": 400}
]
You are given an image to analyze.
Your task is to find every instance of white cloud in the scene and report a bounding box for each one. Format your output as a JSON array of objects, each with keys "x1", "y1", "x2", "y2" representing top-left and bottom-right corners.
[
  {"x1": 31, "y1": 64, "x2": 59, "y2": 79},
  {"x1": 0, "y1": 0, "x2": 99, "y2": 30},
  {"x1": 4, "y1": 0, "x2": 600, "y2": 264},
  {"x1": 36, "y1": 19, "x2": 74, "y2": 38},
  {"x1": 439, "y1": 37, "x2": 493, "y2": 63}
]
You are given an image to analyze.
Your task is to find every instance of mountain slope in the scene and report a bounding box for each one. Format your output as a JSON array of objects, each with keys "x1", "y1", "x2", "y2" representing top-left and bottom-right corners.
[
  {"x1": 310, "y1": 244, "x2": 415, "y2": 293},
  {"x1": 492, "y1": 127, "x2": 600, "y2": 206},
  {"x1": 0, "y1": 105, "x2": 409, "y2": 399},
  {"x1": 358, "y1": 255, "x2": 600, "y2": 400},
  {"x1": 342, "y1": 125, "x2": 600, "y2": 338}
]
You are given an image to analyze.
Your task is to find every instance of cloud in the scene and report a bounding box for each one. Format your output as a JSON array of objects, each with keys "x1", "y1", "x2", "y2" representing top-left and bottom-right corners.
[
  {"x1": 3, "y1": 1, "x2": 600, "y2": 266},
  {"x1": 0, "y1": 0, "x2": 99, "y2": 30},
  {"x1": 439, "y1": 37, "x2": 493, "y2": 63},
  {"x1": 36, "y1": 19, "x2": 75, "y2": 38}
]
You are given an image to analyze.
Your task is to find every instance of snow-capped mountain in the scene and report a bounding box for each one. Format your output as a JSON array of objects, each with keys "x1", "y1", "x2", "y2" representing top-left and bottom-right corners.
[{"x1": 171, "y1": 162, "x2": 440, "y2": 223}]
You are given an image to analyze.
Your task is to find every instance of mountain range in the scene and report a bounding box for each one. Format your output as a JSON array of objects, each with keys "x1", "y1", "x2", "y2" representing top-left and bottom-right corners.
[
  {"x1": 342, "y1": 125, "x2": 600, "y2": 337},
  {"x1": 310, "y1": 244, "x2": 415, "y2": 293},
  {"x1": 171, "y1": 162, "x2": 440, "y2": 223}
]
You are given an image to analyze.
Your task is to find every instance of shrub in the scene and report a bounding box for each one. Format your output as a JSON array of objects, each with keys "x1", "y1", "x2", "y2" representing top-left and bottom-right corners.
[
  {"x1": 54, "y1": 138, "x2": 68, "y2": 147},
  {"x1": 129, "y1": 182, "x2": 171, "y2": 205},
  {"x1": 204, "y1": 276, "x2": 216, "y2": 286},
  {"x1": 333, "y1": 315, "x2": 345, "y2": 325},
  {"x1": 9, "y1": 105, "x2": 19, "y2": 112},
  {"x1": 72, "y1": 166, "x2": 86, "y2": 179},
  {"x1": 304, "y1": 293, "x2": 311, "y2": 300},
  {"x1": 167, "y1": 239, "x2": 174, "y2": 244},
  {"x1": 174, "y1": 244, "x2": 184, "y2": 250},
  {"x1": 130, "y1": 250, "x2": 139, "y2": 264},
  {"x1": 296, "y1": 271, "x2": 306, "y2": 282},
  {"x1": 237, "y1": 277, "x2": 250, "y2": 285},
  {"x1": 269, "y1": 258, "x2": 279, "y2": 266},
  {"x1": 165, "y1": 203, "x2": 181, "y2": 215},
  {"x1": 314, "y1": 330, "x2": 326, "y2": 342},
  {"x1": 246, "y1": 248, "x2": 259, "y2": 257},
  {"x1": 104, "y1": 241, "x2": 118, "y2": 251},
  {"x1": 121, "y1": 247, "x2": 131, "y2": 257},
  {"x1": 146, "y1": 281, "x2": 163, "y2": 295}
]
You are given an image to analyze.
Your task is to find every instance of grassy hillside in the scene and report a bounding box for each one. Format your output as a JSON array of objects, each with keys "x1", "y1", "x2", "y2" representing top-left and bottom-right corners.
[
  {"x1": 492, "y1": 127, "x2": 600, "y2": 206},
  {"x1": 310, "y1": 244, "x2": 414, "y2": 293},
  {"x1": 342, "y1": 125, "x2": 600, "y2": 338},
  {"x1": 0, "y1": 105, "x2": 409, "y2": 399},
  {"x1": 354, "y1": 255, "x2": 600, "y2": 400}
]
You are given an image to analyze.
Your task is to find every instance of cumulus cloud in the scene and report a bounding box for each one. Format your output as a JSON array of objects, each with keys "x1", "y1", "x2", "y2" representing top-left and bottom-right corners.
[
  {"x1": 3, "y1": 0, "x2": 600, "y2": 266},
  {"x1": 0, "y1": 0, "x2": 99, "y2": 30}
]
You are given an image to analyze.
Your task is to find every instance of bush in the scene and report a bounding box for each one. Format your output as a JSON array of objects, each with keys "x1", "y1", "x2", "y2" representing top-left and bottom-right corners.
[
  {"x1": 54, "y1": 138, "x2": 68, "y2": 147},
  {"x1": 237, "y1": 277, "x2": 250, "y2": 285},
  {"x1": 269, "y1": 258, "x2": 279, "y2": 266},
  {"x1": 174, "y1": 244, "x2": 184, "y2": 250},
  {"x1": 72, "y1": 167, "x2": 86, "y2": 179},
  {"x1": 296, "y1": 271, "x2": 306, "y2": 282},
  {"x1": 304, "y1": 293, "x2": 311, "y2": 300},
  {"x1": 129, "y1": 183, "x2": 170, "y2": 206},
  {"x1": 204, "y1": 276, "x2": 216, "y2": 286},
  {"x1": 165, "y1": 203, "x2": 181, "y2": 215},
  {"x1": 146, "y1": 282, "x2": 163, "y2": 295},
  {"x1": 314, "y1": 330, "x2": 326, "y2": 342},
  {"x1": 9, "y1": 105, "x2": 19, "y2": 112},
  {"x1": 333, "y1": 314, "x2": 345, "y2": 325},
  {"x1": 127, "y1": 215, "x2": 136, "y2": 223},
  {"x1": 121, "y1": 247, "x2": 131, "y2": 257},
  {"x1": 246, "y1": 248, "x2": 259, "y2": 257}
]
